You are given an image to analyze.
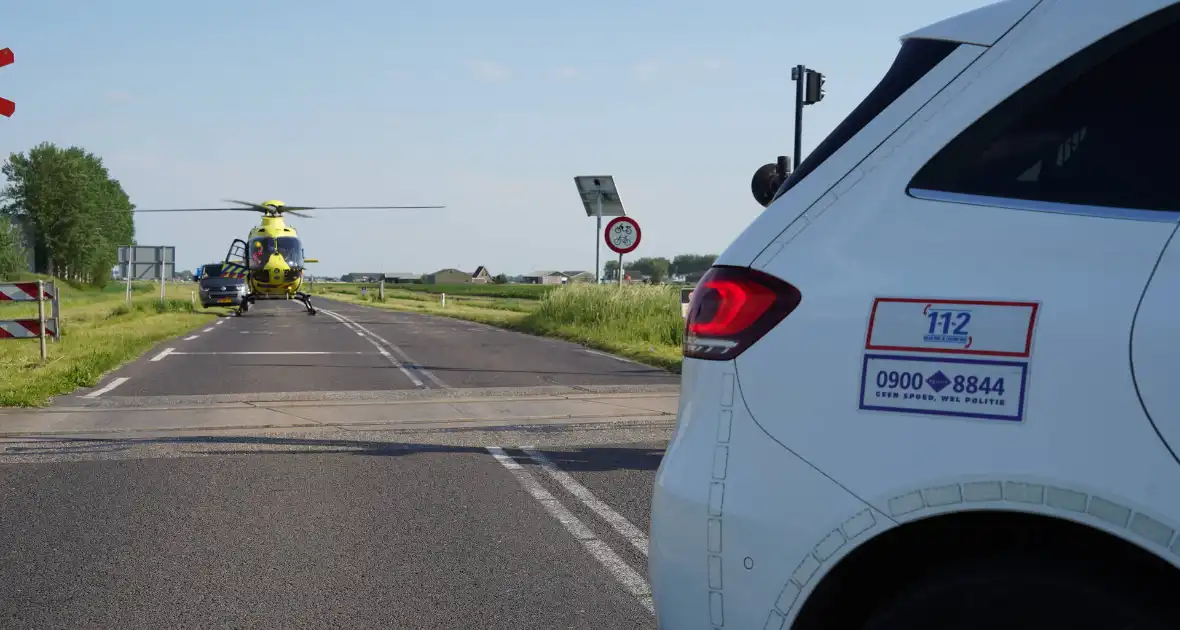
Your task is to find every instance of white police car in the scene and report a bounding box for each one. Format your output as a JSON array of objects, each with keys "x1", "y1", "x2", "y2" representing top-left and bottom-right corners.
[{"x1": 650, "y1": 0, "x2": 1180, "y2": 627}]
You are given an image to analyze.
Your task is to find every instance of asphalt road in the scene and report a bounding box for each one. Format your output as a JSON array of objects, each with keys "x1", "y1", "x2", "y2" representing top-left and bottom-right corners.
[
  {"x1": 63, "y1": 297, "x2": 678, "y2": 404},
  {"x1": 0, "y1": 297, "x2": 681, "y2": 628},
  {"x1": 0, "y1": 423, "x2": 670, "y2": 629}
]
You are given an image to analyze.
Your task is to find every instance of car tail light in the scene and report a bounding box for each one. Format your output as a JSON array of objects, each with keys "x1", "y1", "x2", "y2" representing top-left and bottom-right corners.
[{"x1": 683, "y1": 266, "x2": 801, "y2": 361}]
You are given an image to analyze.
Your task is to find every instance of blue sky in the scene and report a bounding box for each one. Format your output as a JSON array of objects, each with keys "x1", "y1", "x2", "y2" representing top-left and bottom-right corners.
[{"x1": 1, "y1": 0, "x2": 987, "y2": 277}]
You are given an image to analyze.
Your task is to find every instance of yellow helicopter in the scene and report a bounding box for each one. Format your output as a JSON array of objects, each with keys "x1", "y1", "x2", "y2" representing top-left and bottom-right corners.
[{"x1": 134, "y1": 199, "x2": 443, "y2": 316}]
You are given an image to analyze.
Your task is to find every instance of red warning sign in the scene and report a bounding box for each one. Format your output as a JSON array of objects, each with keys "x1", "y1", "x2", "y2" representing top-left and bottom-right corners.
[{"x1": 0, "y1": 48, "x2": 13, "y2": 118}]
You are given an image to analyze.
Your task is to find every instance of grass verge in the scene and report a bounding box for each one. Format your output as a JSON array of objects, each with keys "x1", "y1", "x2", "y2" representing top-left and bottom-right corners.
[
  {"x1": 314, "y1": 283, "x2": 684, "y2": 372},
  {"x1": 0, "y1": 278, "x2": 221, "y2": 407}
]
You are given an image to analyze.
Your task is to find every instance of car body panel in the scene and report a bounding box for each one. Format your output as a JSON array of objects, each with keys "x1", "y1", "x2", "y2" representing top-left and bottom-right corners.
[
  {"x1": 650, "y1": 360, "x2": 884, "y2": 629},
  {"x1": 1131, "y1": 235, "x2": 1180, "y2": 466},
  {"x1": 650, "y1": 0, "x2": 1180, "y2": 628},
  {"x1": 736, "y1": 0, "x2": 1180, "y2": 539}
]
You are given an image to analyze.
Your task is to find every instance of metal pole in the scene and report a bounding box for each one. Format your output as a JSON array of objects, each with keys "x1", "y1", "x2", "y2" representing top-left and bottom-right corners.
[
  {"x1": 126, "y1": 248, "x2": 133, "y2": 304},
  {"x1": 618, "y1": 252, "x2": 623, "y2": 286},
  {"x1": 37, "y1": 279, "x2": 46, "y2": 361},
  {"x1": 158, "y1": 246, "x2": 166, "y2": 305},
  {"x1": 793, "y1": 64, "x2": 805, "y2": 166},
  {"x1": 595, "y1": 192, "x2": 603, "y2": 284}
]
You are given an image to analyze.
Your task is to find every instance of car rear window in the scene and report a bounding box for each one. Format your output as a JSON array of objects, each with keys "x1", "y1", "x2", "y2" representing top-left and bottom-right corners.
[{"x1": 773, "y1": 38, "x2": 961, "y2": 201}]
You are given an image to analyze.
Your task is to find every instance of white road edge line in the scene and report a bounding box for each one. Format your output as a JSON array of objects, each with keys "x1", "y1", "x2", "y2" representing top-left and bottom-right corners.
[
  {"x1": 319, "y1": 309, "x2": 425, "y2": 388},
  {"x1": 522, "y1": 446, "x2": 649, "y2": 556},
  {"x1": 183, "y1": 335, "x2": 199, "y2": 341},
  {"x1": 150, "y1": 348, "x2": 175, "y2": 362},
  {"x1": 215, "y1": 320, "x2": 224, "y2": 325},
  {"x1": 202, "y1": 327, "x2": 214, "y2": 333},
  {"x1": 486, "y1": 446, "x2": 654, "y2": 614},
  {"x1": 83, "y1": 377, "x2": 129, "y2": 398},
  {"x1": 584, "y1": 349, "x2": 645, "y2": 366},
  {"x1": 320, "y1": 307, "x2": 449, "y2": 389}
]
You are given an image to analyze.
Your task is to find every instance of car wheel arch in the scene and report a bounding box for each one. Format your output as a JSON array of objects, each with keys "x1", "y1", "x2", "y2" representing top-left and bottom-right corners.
[{"x1": 782, "y1": 506, "x2": 1180, "y2": 629}]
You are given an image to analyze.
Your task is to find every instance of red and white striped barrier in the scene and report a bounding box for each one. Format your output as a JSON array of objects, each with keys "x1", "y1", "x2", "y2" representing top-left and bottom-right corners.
[
  {"x1": 0, "y1": 318, "x2": 57, "y2": 339},
  {"x1": 0, "y1": 47, "x2": 13, "y2": 118},
  {"x1": 0, "y1": 282, "x2": 55, "y2": 301}
]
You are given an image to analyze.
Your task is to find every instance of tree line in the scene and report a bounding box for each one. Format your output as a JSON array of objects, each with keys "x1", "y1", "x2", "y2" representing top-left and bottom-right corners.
[
  {"x1": 0, "y1": 142, "x2": 135, "y2": 285},
  {"x1": 604, "y1": 253, "x2": 717, "y2": 284}
]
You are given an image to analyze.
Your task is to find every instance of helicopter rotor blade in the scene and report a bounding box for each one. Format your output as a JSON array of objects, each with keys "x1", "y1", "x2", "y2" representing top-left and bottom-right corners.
[
  {"x1": 282, "y1": 205, "x2": 446, "y2": 211},
  {"x1": 223, "y1": 199, "x2": 272, "y2": 212},
  {"x1": 133, "y1": 207, "x2": 256, "y2": 213},
  {"x1": 285, "y1": 210, "x2": 314, "y2": 218}
]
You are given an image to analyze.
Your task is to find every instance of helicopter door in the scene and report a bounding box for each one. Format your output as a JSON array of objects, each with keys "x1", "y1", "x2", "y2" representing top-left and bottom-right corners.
[{"x1": 225, "y1": 239, "x2": 247, "y2": 266}]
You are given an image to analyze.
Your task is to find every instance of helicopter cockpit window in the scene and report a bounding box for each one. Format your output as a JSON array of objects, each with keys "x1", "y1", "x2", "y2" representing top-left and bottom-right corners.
[
  {"x1": 248, "y1": 237, "x2": 274, "y2": 269},
  {"x1": 276, "y1": 237, "x2": 304, "y2": 267}
]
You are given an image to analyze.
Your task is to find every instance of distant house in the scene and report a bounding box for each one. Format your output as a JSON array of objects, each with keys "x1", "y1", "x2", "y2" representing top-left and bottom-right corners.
[
  {"x1": 521, "y1": 270, "x2": 569, "y2": 285},
  {"x1": 561, "y1": 270, "x2": 595, "y2": 284},
  {"x1": 423, "y1": 268, "x2": 471, "y2": 284},
  {"x1": 470, "y1": 266, "x2": 492, "y2": 284},
  {"x1": 342, "y1": 272, "x2": 385, "y2": 283},
  {"x1": 385, "y1": 272, "x2": 422, "y2": 284}
]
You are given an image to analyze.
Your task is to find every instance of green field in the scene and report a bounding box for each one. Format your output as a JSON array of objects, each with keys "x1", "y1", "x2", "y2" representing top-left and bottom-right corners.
[
  {"x1": 376, "y1": 283, "x2": 557, "y2": 299},
  {"x1": 313, "y1": 282, "x2": 685, "y2": 371},
  {"x1": 0, "y1": 277, "x2": 221, "y2": 407}
]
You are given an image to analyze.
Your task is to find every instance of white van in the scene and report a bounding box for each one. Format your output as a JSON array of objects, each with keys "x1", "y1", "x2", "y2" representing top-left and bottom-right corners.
[{"x1": 649, "y1": 1, "x2": 1180, "y2": 628}]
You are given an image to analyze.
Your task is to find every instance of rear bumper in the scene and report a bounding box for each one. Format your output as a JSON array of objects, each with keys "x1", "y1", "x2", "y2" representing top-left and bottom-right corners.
[{"x1": 651, "y1": 359, "x2": 880, "y2": 629}]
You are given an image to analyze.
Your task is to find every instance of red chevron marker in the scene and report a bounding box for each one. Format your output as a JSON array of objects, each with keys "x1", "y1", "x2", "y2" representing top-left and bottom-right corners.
[{"x1": 0, "y1": 47, "x2": 13, "y2": 118}]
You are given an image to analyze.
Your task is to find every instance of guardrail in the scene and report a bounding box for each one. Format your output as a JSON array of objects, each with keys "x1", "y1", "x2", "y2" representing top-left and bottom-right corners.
[{"x1": 0, "y1": 280, "x2": 60, "y2": 361}]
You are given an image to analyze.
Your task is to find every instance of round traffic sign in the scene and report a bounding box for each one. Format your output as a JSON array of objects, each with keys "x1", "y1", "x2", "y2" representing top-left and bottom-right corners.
[{"x1": 605, "y1": 216, "x2": 641, "y2": 254}]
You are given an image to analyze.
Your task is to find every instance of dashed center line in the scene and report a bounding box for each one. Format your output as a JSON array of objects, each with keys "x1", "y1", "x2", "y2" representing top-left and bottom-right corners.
[
  {"x1": 183, "y1": 335, "x2": 199, "y2": 341},
  {"x1": 319, "y1": 309, "x2": 426, "y2": 388},
  {"x1": 319, "y1": 308, "x2": 450, "y2": 389},
  {"x1": 82, "y1": 377, "x2": 129, "y2": 398},
  {"x1": 487, "y1": 446, "x2": 654, "y2": 614},
  {"x1": 150, "y1": 347, "x2": 175, "y2": 362},
  {"x1": 202, "y1": 327, "x2": 214, "y2": 333}
]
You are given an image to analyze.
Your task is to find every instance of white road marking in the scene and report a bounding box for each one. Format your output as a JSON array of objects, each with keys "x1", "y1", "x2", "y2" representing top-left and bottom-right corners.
[
  {"x1": 584, "y1": 349, "x2": 645, "y2": 366},
  {"x1": 487, "y1": 446, "x2": 654, "y2": 614},
  {"x1": 83, "y1": 377, "x2": 129, "y2": 398},
  {"x1": 319, "y1": 309, "x2": 425, "y2": 388},
  {"x1": 320, "y1": 307, "x2": 450, "y2": 389},
  {"x1": 215, "y1": 320, "x2": 224, "y2": 325},
  {"x1": 150, "y1": 347, "x2": 175, "y2": 362},
  {"x1": 170, "y1": 351, "x2": 375, "y2": 356},
  {"x1": 202, "y1": 327, "x2": 214, "y2": 333},
  {"x1": 183, "y1": 335, "x2": 199, "y2": 341},
  {"x1": 522, "y1": 446, "x2": 649, "y2": 556}
]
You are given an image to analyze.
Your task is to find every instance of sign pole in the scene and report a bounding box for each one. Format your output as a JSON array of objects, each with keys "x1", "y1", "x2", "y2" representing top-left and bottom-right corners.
[
  {"x1": 158, "y1": 246, "x2": 166, "y2": 306},
  {"x1": 126, "y1": 248, "x2": 134, "y2": 304},
  {"x1": 595, "y1": 192, "x2": 603, "y2": 284},
  {"x1": 617, "y1": 252, "x2": 623, "y2": 286}
]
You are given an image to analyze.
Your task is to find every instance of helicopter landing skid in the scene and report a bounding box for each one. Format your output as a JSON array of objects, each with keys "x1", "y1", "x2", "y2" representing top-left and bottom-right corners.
[{"x1": 294, "y1": 291, "x2": 316, "y2": 315}]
